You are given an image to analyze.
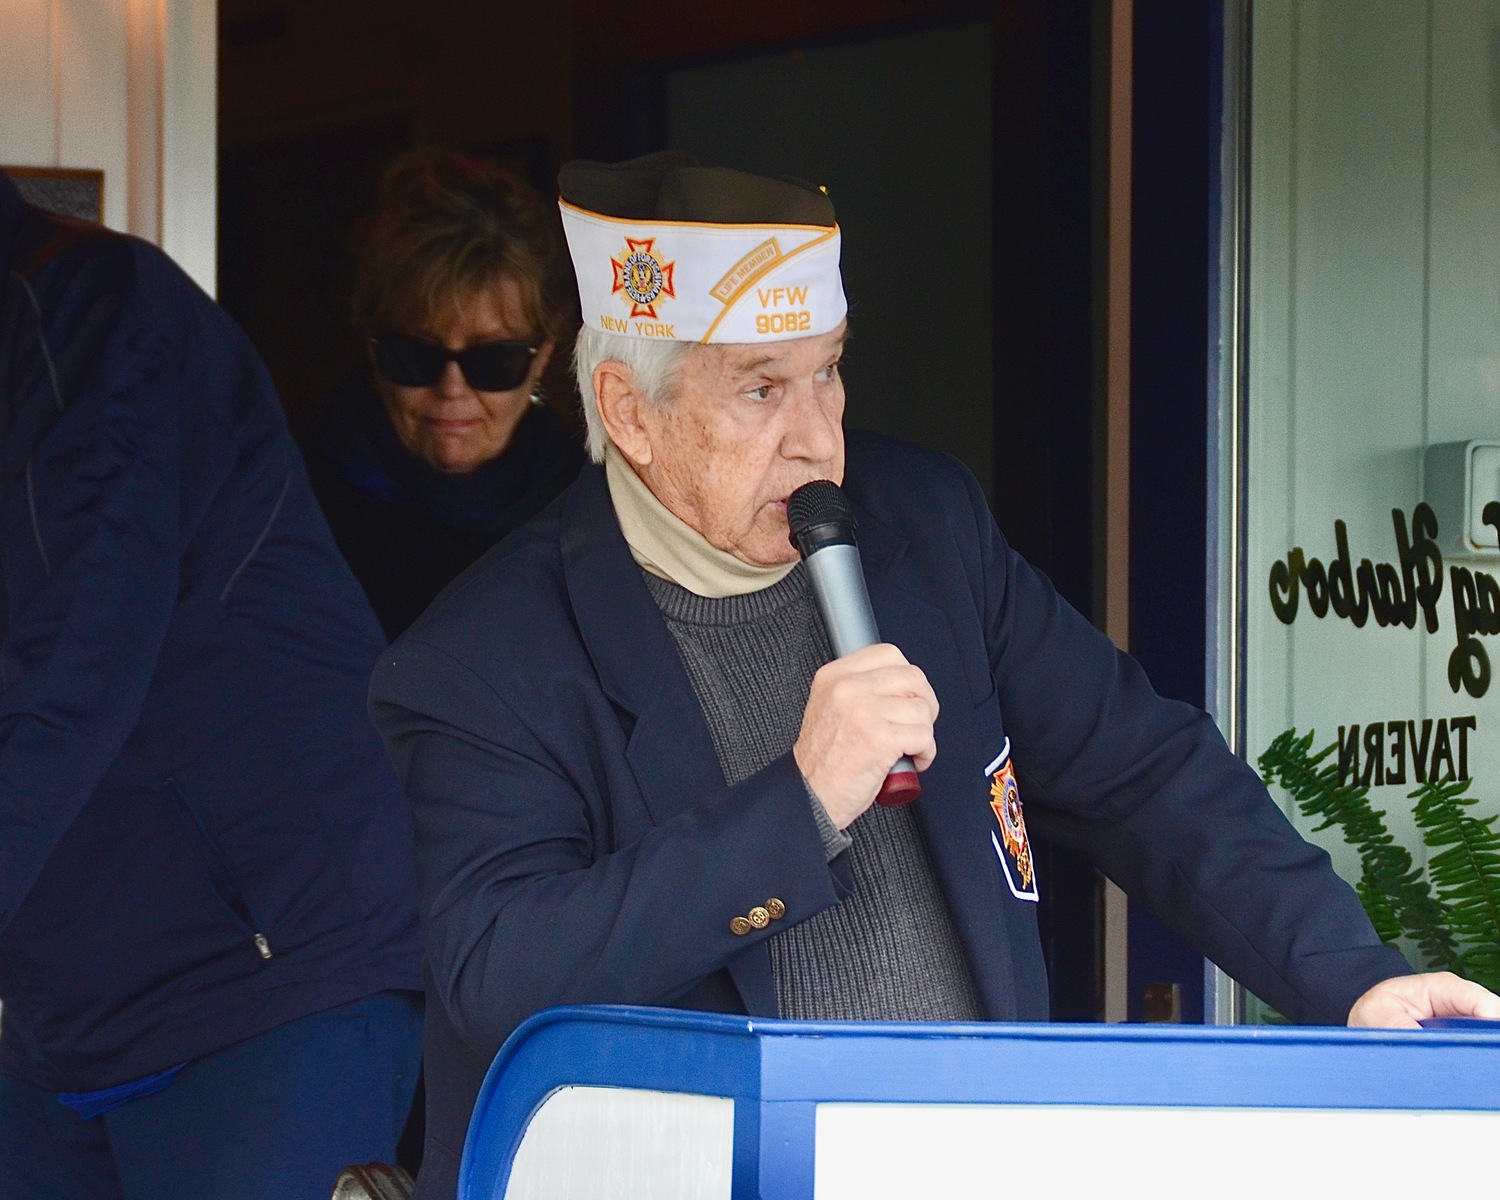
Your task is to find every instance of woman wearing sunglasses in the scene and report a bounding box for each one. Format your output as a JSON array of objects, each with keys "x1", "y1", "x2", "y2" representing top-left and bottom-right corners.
[{"x1": 303, "y1": 149, "x2": 584, "y2": 639}]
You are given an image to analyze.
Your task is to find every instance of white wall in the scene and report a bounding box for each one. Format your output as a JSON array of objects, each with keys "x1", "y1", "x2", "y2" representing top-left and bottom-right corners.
[
  {"x1": 0, "y1": 0, "x2": 217, "y2": 295},
  {"x1": 1246, "y1": 1, "x2": 1500, "y2": 937}
]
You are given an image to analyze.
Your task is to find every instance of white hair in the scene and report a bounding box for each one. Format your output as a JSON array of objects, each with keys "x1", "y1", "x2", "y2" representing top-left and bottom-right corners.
[{"x1": 572, "y1": 326, "x2": 697, "y2": 463}]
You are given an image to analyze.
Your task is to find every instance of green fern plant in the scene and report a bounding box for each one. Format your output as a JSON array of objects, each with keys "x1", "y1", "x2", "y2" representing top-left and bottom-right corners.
[
  {"x1": 1258, "y1": 729, "x2": 1500, "y2": 994},
  {"x1": 1412, "y1": 777, "x2": 1500, "y2": 988}
]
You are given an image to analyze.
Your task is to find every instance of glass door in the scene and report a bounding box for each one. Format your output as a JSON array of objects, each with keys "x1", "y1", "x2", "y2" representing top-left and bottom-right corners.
[{"x1": 1220, "y1": 0, "x2": 1500, "y2": 1021}]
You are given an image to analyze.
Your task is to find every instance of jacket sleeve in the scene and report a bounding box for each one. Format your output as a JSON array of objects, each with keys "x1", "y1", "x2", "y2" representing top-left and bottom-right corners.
[
  {"x1": 956, "y1": 466, "x2": 1410, "y2": 1023},
  {"x1": 370, "y1": 635, "x2": 842, "y2": 1058},
  {"x1": 0, "y1": 315, "x2": 182, "y2": 932}
]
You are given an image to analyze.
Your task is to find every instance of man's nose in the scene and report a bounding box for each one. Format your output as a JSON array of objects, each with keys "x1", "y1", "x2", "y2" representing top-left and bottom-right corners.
[{"x1": 784, "y1": 385, "x2": 840, "y2": 461}]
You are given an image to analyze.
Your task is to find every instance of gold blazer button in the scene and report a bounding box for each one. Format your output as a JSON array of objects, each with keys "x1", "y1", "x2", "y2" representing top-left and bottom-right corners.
[
  {"x1": 766, "y1": 898, "x2": 786, "y2": 920},
  {"x1": 748, "y1": 906, "x2": 771, "y2": 929},
  {"x1": 730, "y1": 916, "x2": 753, "y2": 936}
]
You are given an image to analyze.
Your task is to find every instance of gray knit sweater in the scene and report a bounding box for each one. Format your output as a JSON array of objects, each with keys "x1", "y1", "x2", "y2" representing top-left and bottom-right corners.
[{"x1": 644, "y1": 567, "x2": 983, "y2": 1022}]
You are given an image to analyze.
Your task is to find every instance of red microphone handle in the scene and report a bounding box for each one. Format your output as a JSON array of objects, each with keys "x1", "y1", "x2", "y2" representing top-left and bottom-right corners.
[{"x1": 877, "y1": 757, "x2": 922, "y2": 807}]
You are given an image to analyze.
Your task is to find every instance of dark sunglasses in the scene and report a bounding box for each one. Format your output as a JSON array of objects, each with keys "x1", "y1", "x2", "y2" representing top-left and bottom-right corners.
[{"x1": 371, "y1": 332, "x2": 539, "y2": 392}]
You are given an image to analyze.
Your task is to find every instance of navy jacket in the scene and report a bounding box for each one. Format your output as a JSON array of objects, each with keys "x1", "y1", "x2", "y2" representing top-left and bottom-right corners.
[
  {"x1": 371, "y1": 434, "x2": 1409, "y2": 1199},
  {"x1": 0, "y1": 175, "x2": 422, "y2": 1092}
]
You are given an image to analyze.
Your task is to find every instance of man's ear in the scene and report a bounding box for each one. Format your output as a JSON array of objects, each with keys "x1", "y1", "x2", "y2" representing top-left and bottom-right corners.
[{"x1": 594, "y1": 361, "x2": 653, "y2": 467}]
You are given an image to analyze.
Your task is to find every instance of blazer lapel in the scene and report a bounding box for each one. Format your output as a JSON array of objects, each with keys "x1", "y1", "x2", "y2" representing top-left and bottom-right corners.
[
  {"x1": 559, "y1": 466, "x2": 778, "y2": 1014},
  {"x1": 857, "y1": 509, "x2": 1025, "y2": 1021},
  {"x1": 560, "y1": 466, "x2": 726, "y2": 825}
]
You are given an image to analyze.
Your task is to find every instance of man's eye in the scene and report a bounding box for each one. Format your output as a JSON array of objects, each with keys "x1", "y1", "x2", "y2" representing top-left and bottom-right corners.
[
  {"x1": 747, "y1": 385, "x2": 774, "y2": 401},
  {"x1": 815, "y1": 361, "x2": 841, "y2": 382}
]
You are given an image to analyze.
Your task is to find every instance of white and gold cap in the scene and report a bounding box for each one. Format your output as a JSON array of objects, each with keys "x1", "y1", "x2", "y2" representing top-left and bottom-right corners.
[{"x1": 558, "y1": 151, "x2": 847, "y2": 345}]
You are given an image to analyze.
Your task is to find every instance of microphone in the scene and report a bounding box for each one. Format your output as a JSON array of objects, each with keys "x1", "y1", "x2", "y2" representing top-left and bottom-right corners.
[{"x1": 787, "y1": 480, "x2": 922, "y2": 807}]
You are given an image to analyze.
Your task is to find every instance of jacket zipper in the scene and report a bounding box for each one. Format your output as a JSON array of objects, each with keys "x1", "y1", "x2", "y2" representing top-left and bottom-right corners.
[{"x1": 167, "y1": 778, "x2": 274, "y2": 962}]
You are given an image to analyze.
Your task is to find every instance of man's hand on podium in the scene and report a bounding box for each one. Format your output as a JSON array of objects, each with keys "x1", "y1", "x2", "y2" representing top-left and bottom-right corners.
[{"x1": 1347, "y1": 972, "x2": 1500, "y2": 1029}]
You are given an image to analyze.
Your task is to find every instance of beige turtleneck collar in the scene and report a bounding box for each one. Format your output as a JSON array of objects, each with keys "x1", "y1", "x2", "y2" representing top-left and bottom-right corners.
[{"x1": 603, "y1": 443, "x2": 796, "y2": 598}]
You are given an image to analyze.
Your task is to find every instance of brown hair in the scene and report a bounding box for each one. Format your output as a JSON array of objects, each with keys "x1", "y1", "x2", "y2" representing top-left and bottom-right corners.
[{"x1": 350, "y1": 148, "x2": 574, "y2": 343}]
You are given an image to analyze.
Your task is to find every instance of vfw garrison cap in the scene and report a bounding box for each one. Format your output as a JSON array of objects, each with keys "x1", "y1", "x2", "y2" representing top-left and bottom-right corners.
[{"x1": 558, "y1": 151, "x2": 847, "y2": 344}]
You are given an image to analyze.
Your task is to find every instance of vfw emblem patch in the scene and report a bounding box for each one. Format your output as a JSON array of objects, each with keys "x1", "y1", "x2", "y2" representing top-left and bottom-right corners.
[
  {"x1": 611, "y1": 237, "x2": 676, "y2": 319},
  {"x1": 986, "y1": 740, "x2": 1038, "y2": 901}
]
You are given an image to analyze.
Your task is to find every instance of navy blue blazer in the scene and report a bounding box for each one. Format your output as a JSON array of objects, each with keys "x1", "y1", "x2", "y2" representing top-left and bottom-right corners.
[
  {"x1": 372, "y1": 433, "x2": 1408, "y2": 1198},
  {"x1": 0, "y1": 175, "x2": 422, "y2": 1092}
]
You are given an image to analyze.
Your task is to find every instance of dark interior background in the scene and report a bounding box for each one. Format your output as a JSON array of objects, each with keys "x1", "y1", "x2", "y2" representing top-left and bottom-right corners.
[
  {"x1": 218, "y1": 0, "x2": 1222, "y2": 1023},
  {"x1": 662, "y1": 21, "x2": 994, "y2": 498}
]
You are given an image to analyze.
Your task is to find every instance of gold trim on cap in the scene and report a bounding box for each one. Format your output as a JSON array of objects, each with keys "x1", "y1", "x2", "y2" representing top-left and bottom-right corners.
[
  {"x1": 559, "y1": 197, "x2": 838, "y2": 235},
  {"x1": 696, "y1": 226, "x2": 838, "y2": 344}
]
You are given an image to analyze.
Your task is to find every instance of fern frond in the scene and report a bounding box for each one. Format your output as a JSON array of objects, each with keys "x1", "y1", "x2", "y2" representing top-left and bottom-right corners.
[
  {"x1": 1458, "y1": 943, "x2": 1500, "y2": 996},
  {"x1": 1258, "y1": 729, "x2": 1461, "y2": 972},
  {"x1": 1355, "y1": 876, "x2": 1404, "y2": 944},
  {"x1": 1412, "y1": 778, "x2": 1500, "y2": 993}
]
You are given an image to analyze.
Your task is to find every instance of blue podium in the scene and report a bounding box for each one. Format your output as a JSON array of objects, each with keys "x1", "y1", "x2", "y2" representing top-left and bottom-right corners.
[{"x1": 461, "y1": 1006, "x2": 1500, "y2": 1200}]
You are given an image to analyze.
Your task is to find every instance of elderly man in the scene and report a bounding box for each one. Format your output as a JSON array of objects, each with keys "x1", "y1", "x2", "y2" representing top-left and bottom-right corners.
[{"x1": 370, "y1": 152, "x2": 1499, "y2": 1200}]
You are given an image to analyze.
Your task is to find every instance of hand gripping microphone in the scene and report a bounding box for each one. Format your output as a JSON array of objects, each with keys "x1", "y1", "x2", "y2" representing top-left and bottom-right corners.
[{"x1": 787, "y1": 480, "x2": 922, "y2": 807}]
